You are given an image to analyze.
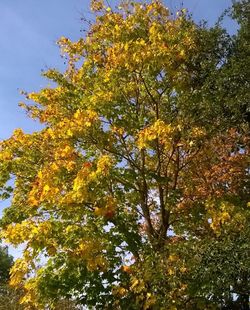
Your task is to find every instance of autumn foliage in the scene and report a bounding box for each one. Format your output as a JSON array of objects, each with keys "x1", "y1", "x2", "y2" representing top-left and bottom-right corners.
[{"x1": 0, "y1": 0, "x2": 249, "y2": 309}]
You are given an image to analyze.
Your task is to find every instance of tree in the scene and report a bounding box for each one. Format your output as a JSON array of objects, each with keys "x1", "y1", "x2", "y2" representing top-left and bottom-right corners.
[
  {"x1": 0, "y1": 245, "x2": 13, "y2": 284},
  {"x1": 0, "y1": 245, "x2": 24, "y2": 310},
  {"x1": 0, "y1": 0, "x2": 249, "y2": 308}
]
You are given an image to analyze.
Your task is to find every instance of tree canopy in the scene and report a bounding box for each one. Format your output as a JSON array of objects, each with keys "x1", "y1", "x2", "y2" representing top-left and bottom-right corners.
[{"x1": 0, "y1": 0, "x2": 249, "y2": 309}]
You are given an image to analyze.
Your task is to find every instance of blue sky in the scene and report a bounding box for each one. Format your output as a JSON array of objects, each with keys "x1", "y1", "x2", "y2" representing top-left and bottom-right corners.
[
  {"x1": 0, "y1": 0, "x2": 89, "y2": 139},
  {"x1": 0, "y1": 0, "x2": 237, "y2": 258}
]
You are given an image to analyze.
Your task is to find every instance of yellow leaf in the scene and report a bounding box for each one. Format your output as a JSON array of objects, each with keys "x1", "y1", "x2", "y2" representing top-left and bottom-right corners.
[
  {"x1": 131, "y1": 278, "x2": 139, "y2": 289},
  {"x1": 43, "y1": 184, "x2": 50, "y2": 192}
]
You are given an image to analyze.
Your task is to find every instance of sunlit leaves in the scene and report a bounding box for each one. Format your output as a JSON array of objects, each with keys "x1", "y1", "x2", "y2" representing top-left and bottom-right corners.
[{"x1": 137, "y1": 120, "x2": 173, "y2": 149}]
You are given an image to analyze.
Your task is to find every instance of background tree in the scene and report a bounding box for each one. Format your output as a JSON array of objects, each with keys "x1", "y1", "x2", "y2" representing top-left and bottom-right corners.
[
  {"x1": 0, "y1": 0, "x2": 249, "y2": 309},
  {"x1": 0, "y1": 245, "x2": 23, "y2": 310},
  {"x1": 0, "y1": 245, "x2": 13, "y2": 283}
]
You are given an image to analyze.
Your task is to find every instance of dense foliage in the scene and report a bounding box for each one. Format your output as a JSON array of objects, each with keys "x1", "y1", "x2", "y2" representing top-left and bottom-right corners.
[{"x1": 0, "y1": 0, "x2": 249, "y2": 309}]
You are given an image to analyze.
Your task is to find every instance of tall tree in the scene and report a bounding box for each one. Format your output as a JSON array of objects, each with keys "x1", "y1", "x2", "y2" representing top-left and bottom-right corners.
[{"x1": 0, "y1": 0, "x2": 249, "y2": 308}]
